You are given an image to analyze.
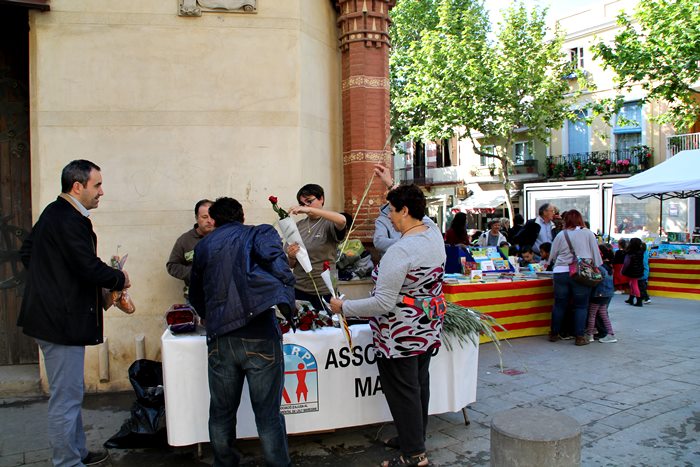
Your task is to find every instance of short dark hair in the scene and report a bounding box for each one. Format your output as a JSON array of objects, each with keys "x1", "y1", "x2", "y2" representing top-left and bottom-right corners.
[
  {"x1": 539, "y1": 242, "x2": 552, "y2": 254},
  {"x1": 61, "y1": 160, "x2": 100, "y2": 193},
  {"x1": 296, "y1": 184, "x2": 324, "y2": 204},
  {"x1": 194, "y1": 199, "x2": 213, "y2": 216},
  {"x1": 386, "y1": 184, "x2": 425, "y2": 220},
  {"x1": 488, "y1": 219, "x2": 501, "y2": 229},
  {"x1": 513, "y1": 213, "x2": 524, "y2": 225},
  {"x1": 208, "y1": 197, "x2": 244, "y2": 226},
  {"x1": 538, "y1": 203, "x2": 551, "y2": 217},
  {"x1": 520, "y1": 246, "x2": 535, "y2": 255}
]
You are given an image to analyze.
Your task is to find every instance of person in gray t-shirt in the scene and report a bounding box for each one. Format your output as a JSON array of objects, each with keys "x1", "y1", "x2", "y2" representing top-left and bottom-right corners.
[{"x1": 286, "y1": 183, "x2": 346, "y2": 310}]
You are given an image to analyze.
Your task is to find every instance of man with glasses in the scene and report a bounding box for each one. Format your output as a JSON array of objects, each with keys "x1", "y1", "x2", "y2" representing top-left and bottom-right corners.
[{"x1": 286, "y1": 184, "x2": 346, "y2": 310}]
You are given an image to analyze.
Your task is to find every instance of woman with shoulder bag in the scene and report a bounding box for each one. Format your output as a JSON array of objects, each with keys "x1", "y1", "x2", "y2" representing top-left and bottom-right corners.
[
  {"x1": 330, "y1": 184, "x2": 445, "y2": 467},
  {"x1": 622, "y1": 237, "x2": 645, "y2": 307},
  {"x1": 546, "y1": 210, "x2": 604, "y2": 346}
]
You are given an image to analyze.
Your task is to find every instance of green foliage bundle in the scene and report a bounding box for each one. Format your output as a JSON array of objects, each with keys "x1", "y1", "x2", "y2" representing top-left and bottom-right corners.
[{"x1": 441, "y1": 301, "x2": 506, "y2": 351}]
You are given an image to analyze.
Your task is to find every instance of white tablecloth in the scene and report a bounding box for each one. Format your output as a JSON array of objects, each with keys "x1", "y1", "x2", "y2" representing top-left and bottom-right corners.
[{"x1": 161, "y1": 325, "x2": 478, "y2": 446}]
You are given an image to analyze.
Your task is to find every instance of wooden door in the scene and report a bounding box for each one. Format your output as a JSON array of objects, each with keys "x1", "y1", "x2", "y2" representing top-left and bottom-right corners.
[{"x1": 0, "y1": 6, "x2": 36, "y2": 364}]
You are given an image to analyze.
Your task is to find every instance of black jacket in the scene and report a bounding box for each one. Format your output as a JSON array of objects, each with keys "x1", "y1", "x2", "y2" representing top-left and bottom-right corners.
[
  {"x1": 622, "y1": 251, "x2": 645, "y2": 279},
  {"x1": 17, "y1": 195, "x2": 126, "y2": 346},
  {"x1": 189, "y1": 222, "x2": 295, "y2": 339},
  {"x1": 513, "y1": 219, "x2": 540, "y2": 247}
]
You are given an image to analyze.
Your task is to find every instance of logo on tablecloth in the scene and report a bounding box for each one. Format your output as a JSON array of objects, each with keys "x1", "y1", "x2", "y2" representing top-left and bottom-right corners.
[{"x1": 282, "y1": 343, "x2": 319, "y2": 415}]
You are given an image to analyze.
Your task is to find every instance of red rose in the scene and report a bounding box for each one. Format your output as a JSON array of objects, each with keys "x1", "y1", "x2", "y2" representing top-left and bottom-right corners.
[
  {"x1": 323, "y1": 260, "x2": 331, "y2": 271},
  {"x1": 269, "y1": 195, "x2": 278, "y2": 204}
]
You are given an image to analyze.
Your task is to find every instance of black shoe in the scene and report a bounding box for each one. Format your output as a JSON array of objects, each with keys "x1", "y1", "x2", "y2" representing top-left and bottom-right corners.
[
  {"x1": 82, "y1": 450, "x2": 109, "y2": 466},
  {"x1": 634, "y1": 297, "x2": 643, "y2": 307},
  {"x1": 624, "y1": 296, "x2": 634, "y2": 305}
]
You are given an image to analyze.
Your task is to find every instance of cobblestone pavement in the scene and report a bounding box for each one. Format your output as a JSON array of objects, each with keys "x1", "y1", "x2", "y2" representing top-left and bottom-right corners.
[{"x1": 2, "y1": 294, "x2": 699, "y2": 466}]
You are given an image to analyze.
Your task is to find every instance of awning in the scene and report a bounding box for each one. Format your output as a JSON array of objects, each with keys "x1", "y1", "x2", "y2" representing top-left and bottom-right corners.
[
  {"x1": 453, "y1": 190, "x2": 513, "y2": 213},
  {"x1": 0, "y1": 0, "x2": 49, "y2": 10}
]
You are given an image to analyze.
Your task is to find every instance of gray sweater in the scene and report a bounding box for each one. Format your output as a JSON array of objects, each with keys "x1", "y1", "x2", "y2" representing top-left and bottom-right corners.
[
  {"x1": 549, "y1": 228, "x2": 603, "y2": 272},
  {"x1": 344, "y1": 220, "x2": 446, "y2": 318}
]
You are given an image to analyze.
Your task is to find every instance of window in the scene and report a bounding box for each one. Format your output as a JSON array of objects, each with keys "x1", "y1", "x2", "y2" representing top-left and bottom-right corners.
[
  {"x1": 614, "y1": 101, "x2": 642, "y2": 153},
  {"x1": 436, "y1": 139, "x2": 452, "y2": 168},
  {"x1": 570, "y1": 47, "x2": 584, "y2": 69},
  {"x1": 480, "y1": 145, "x2": 495, "y2": 167},
  {"x1": 567, "y1": 109, "x2": 589, "y2": 155},
  {"x1": 513, "y1": 141, "x2": 533, "y2": 164}
]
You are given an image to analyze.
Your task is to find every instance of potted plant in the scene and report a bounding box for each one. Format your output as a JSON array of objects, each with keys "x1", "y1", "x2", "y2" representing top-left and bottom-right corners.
[{"x1": 488, "y1": 163, "x2": 496, "y2": 176}]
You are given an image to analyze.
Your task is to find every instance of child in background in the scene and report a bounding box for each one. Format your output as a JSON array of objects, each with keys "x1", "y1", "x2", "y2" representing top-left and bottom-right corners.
[
  {"x1": 539, "y1": 242, "x2": 553, "y2": 271},
  {"x1": 518, "y1": 246, "x2": 537, "y2": 268},
  {"x1": 638, "y1": 243, "x2": 651, "y2": 304},
  {"x1": 586, "y1": 244, "x2": 617, "y2": 343},
  {"x1": 612, "y1": 238, "x2": 629, "y2": 293},
  {"x1": 623, "y1": 238, "x2": 645, "y2": 307}
]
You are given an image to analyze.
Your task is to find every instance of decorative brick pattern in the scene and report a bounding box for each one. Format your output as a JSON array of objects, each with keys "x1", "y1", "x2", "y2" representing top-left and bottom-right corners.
[
  {"x1": 336, "y1": 0, "x2": 395, "y2": 242},
  {"x1": 341, "y1": 75, "x2": 390, "y2": 91}
]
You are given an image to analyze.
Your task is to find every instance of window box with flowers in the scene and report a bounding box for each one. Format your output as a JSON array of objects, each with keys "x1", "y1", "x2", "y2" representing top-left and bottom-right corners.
[{"x1": 630, "y1": 144, "x2": 653, "y2": 169}]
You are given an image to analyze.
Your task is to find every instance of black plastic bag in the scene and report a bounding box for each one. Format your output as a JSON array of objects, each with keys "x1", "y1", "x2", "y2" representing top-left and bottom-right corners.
[{"x1": 104, "y1": 359, "x2": 168, "y2": 449}]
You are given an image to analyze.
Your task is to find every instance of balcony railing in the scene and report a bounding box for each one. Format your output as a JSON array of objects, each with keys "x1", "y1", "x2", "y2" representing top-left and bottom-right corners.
[
  {"x1": 546, "y1": 147, "x2": 653, "y2": 179},
  {"x1": 667, "y1": 133, "x2": 700, "y2": 157},
  {"x1": 394, "y1": 166, "x2": 433, "y2": 186}
]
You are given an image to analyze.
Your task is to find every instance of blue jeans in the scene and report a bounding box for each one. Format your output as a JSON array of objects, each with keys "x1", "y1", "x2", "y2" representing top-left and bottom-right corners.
[
  {"x1": 552, "y1": 272, "x2": 592, "y2": 337},
  {"x1": 37, "y1": 339, "x2": 88, "y2": 467},
  {"x1": 207, "y1": 335, "x2": 290, "y2": 467}
]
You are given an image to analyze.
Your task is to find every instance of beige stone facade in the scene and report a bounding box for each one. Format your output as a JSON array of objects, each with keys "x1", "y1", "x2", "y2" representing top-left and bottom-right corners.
[{"x1": 28, "y1": 0, "x2": 343, "y2": 391}]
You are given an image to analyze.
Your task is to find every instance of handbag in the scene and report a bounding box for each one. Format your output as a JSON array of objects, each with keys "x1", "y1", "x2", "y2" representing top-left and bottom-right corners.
[
  {"x1": 165, "y1": 304, "x2": 199, "y2": 334},
  {"x1": 400, "y1": 294, "x2": 447, "y2": 321},
  {"x1": 563, "y1": 230, "x2": 603, "y2": 287}
]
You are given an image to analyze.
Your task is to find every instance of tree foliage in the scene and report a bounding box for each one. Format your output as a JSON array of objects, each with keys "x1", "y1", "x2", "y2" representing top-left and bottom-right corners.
[
  {"x1": 389, "y1": 0, "x2": 574, "y2": 221},
  {"x1": 591, "y1": 0, "x2": 700, "y2": 131}
]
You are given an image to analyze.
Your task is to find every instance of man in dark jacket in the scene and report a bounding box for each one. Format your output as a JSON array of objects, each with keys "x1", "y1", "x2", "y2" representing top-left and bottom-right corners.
[
  {"x1": 189, "y1": 197, "x2": 295, "y2": 467},
  {"x1": 18, "y1": 159, "x2": 129, "y2": 466}
]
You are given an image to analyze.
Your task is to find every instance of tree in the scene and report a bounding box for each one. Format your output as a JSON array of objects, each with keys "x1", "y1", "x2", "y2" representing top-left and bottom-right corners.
[
  {"x1": 390, "y1": 0, "x2": 575, "y2": 223},
  {"x1": 591, "y1": 0, "x2": 700, "y2": 131}
]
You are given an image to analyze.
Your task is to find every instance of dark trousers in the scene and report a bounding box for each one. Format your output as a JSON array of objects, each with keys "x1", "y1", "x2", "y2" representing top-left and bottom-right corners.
[
  {"x1": 638, "y1": 279, "x2": 650, "y2": 301},
  {"x1": 376, "y1": 352, "x2": 432, "y2": 457}
]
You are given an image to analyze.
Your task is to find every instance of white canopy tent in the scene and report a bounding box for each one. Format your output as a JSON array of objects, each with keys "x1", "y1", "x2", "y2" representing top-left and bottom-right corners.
[
  {"x1": 612, "y1": 149, "x2": 700, "y2": 200},
  {"x1": 612, "y1": 149, "x2": 700, "y2": 234}
]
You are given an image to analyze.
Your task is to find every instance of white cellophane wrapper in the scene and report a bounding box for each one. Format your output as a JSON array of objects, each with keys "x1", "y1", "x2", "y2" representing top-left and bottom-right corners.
[
  {"x1": 278, "y1": 217, "x2": 312, "y2": 273},
  {"x1": 320, "y1": 269, "x2": 336, "y2": 298}
]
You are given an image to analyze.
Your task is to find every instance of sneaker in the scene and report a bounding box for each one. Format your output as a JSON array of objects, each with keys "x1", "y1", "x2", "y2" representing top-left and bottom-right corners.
[
  {"x1": 599, "y1": 335, "x2": 618, "y2": 343},
  {"x1": 81, "y1": 451, "x2": 109, "y2": 466},
  {"x1": 644, "y1": 299, "x2": 651, "y2": 304},
  {"x1": 584, "y1": 333, "x2": 594, "y2": 343},
  {"x1": 561, "y1": 335, "x2": 575, "y2": 340}
]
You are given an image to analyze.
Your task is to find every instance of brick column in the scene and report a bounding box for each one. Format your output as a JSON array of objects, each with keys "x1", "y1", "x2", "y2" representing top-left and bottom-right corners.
[{"x1": 336, "y1": 0, "x2": 395, "y2": 241}]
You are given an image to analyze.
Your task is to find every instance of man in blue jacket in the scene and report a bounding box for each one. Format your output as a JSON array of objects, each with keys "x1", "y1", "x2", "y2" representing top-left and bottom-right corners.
[
  {"x1": 18, "y1": 159, "x2": 130, "y2": 466},
  {"x1": 189, "y1": 197, "x2": 295, "y2": 467}
]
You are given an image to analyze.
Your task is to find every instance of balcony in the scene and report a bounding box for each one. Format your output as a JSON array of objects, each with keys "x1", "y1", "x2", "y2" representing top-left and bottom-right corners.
[
  {"x1": 546, "y1": 147, "x2": 653, "y2": 180},
  {"x1": 667, "y1": 133, "x2": 700, "y2": 157},
  {"x1": 394, "y1": 166, "x2": 433, "y2": 186}
]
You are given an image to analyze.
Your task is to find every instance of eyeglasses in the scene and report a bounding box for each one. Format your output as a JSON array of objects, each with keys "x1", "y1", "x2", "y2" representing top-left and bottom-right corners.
[{"x1": 299, "y1": 197, "x2": 317, "y2": 206}]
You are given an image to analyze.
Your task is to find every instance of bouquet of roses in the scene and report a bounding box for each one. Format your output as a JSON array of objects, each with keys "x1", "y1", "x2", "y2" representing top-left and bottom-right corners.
[
  {"x1": 269, "y1": 195, "x2": 312, "y2": 272},
  {"x1": 278, "y1": 301, "x2": 333, "y2": 334}
]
